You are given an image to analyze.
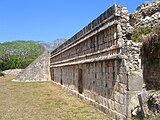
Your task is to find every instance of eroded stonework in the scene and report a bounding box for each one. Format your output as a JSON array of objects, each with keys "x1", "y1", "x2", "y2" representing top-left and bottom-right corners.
[
  {"x1": 130, "y1": 0, "x2": 160, "y2": 27},
  {"x1": 50, "y1": 4, "x2": 143, "y2": 119},
  {"x1": 13, "y1": 52, "x2": 50, "y2": 82}
]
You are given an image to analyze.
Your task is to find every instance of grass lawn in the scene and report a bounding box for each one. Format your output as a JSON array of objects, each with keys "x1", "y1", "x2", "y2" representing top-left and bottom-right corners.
[{"x1": 0, "y1": 75, "x2": 111, "y2": 120}]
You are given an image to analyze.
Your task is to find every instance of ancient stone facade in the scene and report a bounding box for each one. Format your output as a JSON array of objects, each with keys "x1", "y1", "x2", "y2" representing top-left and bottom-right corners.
[{"x1": 50, "y1": 5, "x2": 143, "y2": 119}]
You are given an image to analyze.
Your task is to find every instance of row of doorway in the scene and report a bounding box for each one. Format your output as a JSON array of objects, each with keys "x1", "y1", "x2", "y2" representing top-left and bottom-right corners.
[{"x1": 50, "y1": 68, "x2": 83, "y2": 94}]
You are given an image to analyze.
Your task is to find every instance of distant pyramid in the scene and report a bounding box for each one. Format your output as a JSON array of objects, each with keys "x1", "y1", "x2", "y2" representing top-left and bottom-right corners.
[{"x1": 12, "y1": 51, "x2": 50, "y2": 82}]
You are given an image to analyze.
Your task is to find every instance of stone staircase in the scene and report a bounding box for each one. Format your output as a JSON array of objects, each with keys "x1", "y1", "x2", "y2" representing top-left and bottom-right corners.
[{"x1": 12, "y1": 51, "x2": 50, "y2": 82}]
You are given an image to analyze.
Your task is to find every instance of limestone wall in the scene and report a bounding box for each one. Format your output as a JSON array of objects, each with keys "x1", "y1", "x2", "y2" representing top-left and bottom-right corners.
[{"x1": 50, "y1": 4, "x2": 143, "y2": 119}]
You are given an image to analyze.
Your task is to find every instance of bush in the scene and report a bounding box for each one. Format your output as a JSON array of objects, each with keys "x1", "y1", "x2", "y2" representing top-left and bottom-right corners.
[
  {"x1": 136, "y1": 5, "x2": 141, "y2": 11},
  {"x1": 129, "y1": 13, "x2": 135, "y2": 19},
  {"x1": 142, "y1": 24, "x2": 160, "y2": 90},
  {"x1": 0, "y1": 70, "x2": 5, "y2": 77},
  {"x1": 131, "y1": 26, "x2": 152, "y2": 42},
  {"x1": 0, "y1": 40, "x2": 45, "y2": 71},
  {"x1": 142, "y1": 24, "x2": 160, "y2": 55}
]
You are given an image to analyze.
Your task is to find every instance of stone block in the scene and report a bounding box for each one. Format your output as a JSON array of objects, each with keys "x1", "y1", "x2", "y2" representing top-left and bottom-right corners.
[
  {"x1": 104, "y1": 107, "x2": 109, "y2": 114},
  {"x1": 114, "y1": 102, "x2": 121, "y2": 112},
  {"x1": 119, "y1": 66, "x2": 127, "y2": 73},
  {"x1": 115, "y1": 82, "x2": 127, "y2": 94},
  {"x1": 111, "y1": 100, "x2": 115, "y2": 110},
  {"x1": 128, "y1": 71, "x2": 143, "y2": 91},
  {"x1": 99, "y1": 105, "x2": 105, "y2": 113},
  {"x1": 119, "y1": 93, "x2": 125, "y2": 104},
  {"x1": 119, "y1": 73, "x2": 128, "y2": 84}
]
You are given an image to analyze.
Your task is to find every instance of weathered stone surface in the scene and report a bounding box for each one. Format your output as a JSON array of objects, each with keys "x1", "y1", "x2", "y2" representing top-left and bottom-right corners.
[
  {"x1": 2, "y1": 69, "x2": 23, "y2": 76},
  {"x1": 50, "y1": 4, "x2": 143, "y2": 120},
  {"x1": 126, "y1": 91, "x2": 141, "y2": 118},
  {"x1": 12, "y1": 52, "x2": 50, "y2": 82},
  {"x1": 130, "y1": 0, "x2": 160, "y2": 27},
  {"x1": 137, "y1": 91, "x2": 160, "y2": 118},
  {"x1": 128, "y1": 71, "x2": 143, "y2": 91},
  {"x1": 147, "y1": 91, "x2": 160, "y2": 115}
]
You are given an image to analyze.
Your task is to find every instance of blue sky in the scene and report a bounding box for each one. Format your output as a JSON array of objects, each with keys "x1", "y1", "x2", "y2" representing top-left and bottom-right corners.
[{"x1": 0, "y1": 0, "x2": 149, "y2": 43}]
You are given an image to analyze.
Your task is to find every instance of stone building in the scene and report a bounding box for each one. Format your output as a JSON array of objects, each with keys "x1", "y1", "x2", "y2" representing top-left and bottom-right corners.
[{"x1": 50, "y1": 4, "x2": 143, "y2": 119}]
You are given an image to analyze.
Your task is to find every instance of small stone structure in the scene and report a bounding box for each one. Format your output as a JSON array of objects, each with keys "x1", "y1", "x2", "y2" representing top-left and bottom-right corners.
[
  {"x1": 13, "y1": 52, "x2": 50, "y2": 82},
  {"x1": 50, "y1": 4, "x2": 143, "y2": 119}
]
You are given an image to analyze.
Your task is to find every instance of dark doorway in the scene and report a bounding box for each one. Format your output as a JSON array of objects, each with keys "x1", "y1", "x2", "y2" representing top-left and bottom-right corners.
[
  {"x1": 50, "y1": 68, "x2": 54, "y2": 81},
  {"x1": 78, "y1": 68, "x2": 83, "y2": 94},
  {"x1": 60, "y1": 69, "x2": 63, "y2": 85}
]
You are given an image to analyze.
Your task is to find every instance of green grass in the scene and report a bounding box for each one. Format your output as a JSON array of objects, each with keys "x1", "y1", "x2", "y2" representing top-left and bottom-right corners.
[
  {"x1": 131, "y1": 26, "x2": 152, "y2": 42},
  {"x1": 0, "y1": 75, "x2": 111, "y2": 120}
]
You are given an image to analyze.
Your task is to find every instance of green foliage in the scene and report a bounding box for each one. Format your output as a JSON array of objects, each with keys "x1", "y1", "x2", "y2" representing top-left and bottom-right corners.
[
  {"x1": 131, "y1": 26, "x2": 152, "y2": 42},
  {"x1": 0, "y1": 40, "x2": 44, "y2": 71},
  {"x1": 136, "y1": 5, "x2": 141, "y2": 11},
  {"x1": 142, "y1": 24, "x2": 160, "y2": 58},
  {"x1": 129, "y1": 13, "x2": 135, "y2": 19},
  {"x1": 0, "y1": 70, "x2": 5, "y2": 76}
]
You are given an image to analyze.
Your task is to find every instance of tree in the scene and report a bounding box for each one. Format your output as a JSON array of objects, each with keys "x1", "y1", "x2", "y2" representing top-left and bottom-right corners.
[
  {"x1": 0, "y1": 40, "x2": 45, "y2": 70},
  {"x1": 52, "y1": 38, "x2": 67, "y2": 49}
]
